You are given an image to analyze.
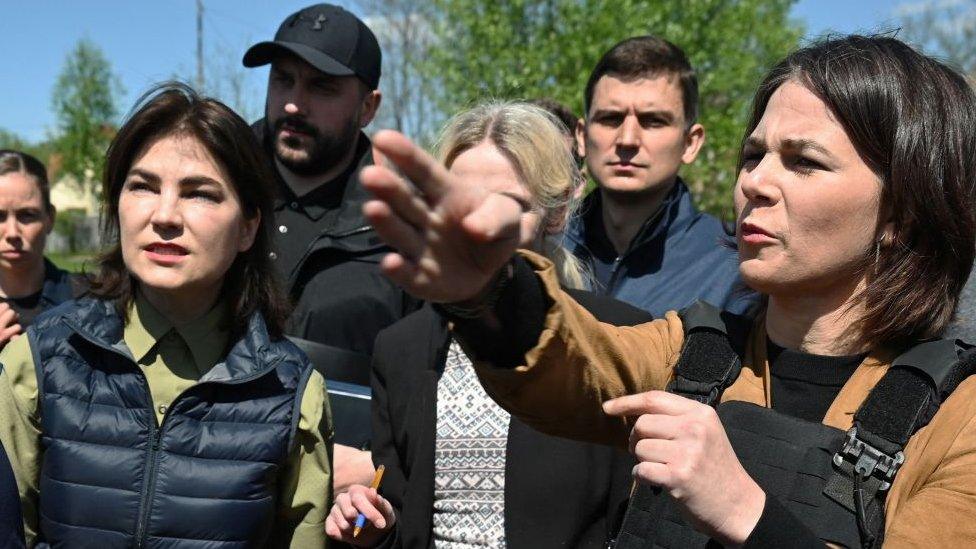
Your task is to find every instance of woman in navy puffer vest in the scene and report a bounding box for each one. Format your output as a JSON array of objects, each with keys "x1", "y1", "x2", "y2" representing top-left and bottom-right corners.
[{"x1": 0, "y1": 83, "x2": 332, "y2": 548}]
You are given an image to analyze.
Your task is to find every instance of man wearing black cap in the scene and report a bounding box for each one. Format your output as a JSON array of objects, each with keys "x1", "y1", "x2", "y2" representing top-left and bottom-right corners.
[{"x1": 244, "y1": 3, "x2": 420, "y2": 494}]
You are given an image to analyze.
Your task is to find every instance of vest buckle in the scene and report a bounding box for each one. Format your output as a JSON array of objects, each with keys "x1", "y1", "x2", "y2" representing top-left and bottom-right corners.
[{"x1": 832, "y1": 427, "x2": 905, "y2": 491}]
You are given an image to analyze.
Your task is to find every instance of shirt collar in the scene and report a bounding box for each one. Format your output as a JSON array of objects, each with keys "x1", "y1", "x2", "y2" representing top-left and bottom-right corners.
[
  {"x1": 124, "y1": 292, "x2": 231, "y2": 376},
  {"x1": 272, "y1": 133, "x2": 371, "y2": 221}
]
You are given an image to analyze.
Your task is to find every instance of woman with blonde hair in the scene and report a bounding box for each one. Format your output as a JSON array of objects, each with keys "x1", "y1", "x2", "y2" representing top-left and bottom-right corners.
[{"x1": 327, "y1": 101, "x2": 648, "y2": 548}]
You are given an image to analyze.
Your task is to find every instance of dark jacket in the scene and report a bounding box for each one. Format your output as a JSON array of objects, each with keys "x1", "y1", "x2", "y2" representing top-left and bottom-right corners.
[
  {"x1": 254, "y1": 120, "x2": 421, "y2": 381},
  {"x1": 566, "y1": 181, "x2": 755, "y2": 318},
  {"x1": 946, "y1": 268, "x2": 976, "y2": 343},
  {"x1": 1, "y1": 258, "x2": 87, "y2": 329},
  {"x1": 371, "y1": 290, "x2": 651, "y2": 549},
  {"x1": 0, "y1": 442, "x2": 23, "y2": 548},
  {"x1": 30, "y1": 298, "x2": 312, "y2": 548}
]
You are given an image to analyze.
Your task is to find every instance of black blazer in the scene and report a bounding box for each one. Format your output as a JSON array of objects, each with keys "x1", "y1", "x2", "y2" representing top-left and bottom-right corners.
[{"x1": 371, "y1": 290, "x2": 653, "y2": 548}]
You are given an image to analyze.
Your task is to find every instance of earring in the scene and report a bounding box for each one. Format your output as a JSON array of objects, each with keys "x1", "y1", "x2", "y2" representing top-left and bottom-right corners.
[{"x1": 874, "y1": 233, "x2": 889, "y2": 265}]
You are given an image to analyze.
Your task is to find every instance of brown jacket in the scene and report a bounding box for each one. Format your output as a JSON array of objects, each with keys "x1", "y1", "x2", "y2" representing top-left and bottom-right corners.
[{"x1": 473, "y1": 251, "x2": 976, "y2": 547}]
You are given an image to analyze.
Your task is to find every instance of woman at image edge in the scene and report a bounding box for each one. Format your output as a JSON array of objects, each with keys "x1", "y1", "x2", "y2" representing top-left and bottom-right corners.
[
  {"x1": 357, "y1": 36, "x2": 976, "y2": 546},
  {"x1": 0, "y1": 84, "x2": 331, "y2": 547},
  {"x1": 0, "y1": 151, "x2": 87, "y2": 347}
]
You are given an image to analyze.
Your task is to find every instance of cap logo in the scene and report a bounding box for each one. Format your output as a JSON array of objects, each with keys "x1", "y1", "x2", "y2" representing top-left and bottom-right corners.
[{"x1": 289, "y1": 12, "x2": 328, "y2": 31}]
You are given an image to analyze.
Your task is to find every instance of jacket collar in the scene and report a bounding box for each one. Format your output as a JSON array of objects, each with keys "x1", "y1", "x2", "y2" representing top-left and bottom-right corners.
[
  {"x1": 62, "y1": 297, "x2": 281, "y2": 385},
  {"x1": 201, "y1": 311, "x2": 283, "y2": 384},
  {"x1": 38, "y1": 258, "x2": 76, "y2": 306},
  {"x1": 566, "y1": 178, "x2": 700, "y2": 256}
]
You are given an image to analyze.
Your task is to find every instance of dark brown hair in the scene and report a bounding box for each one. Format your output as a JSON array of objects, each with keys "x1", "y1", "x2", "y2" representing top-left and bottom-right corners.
[
  {"x1": 91, "y1": 82, "x2": 289, "y2": 339},
  {"x1": 529, "y1": 98, "x2": 582, "y2": 166},
  {"x1": 528, "y1": 98, "x2": 578, "y2": 138},
  {"x1": 741, "y1": 35, "x2": 976, "y2": 347},
  {"x1": 0, "y1": 149, "x2": 53, "y2": 212},
  {"x1": 583, "y1": 36, "x2": 698, "y2": 127}
]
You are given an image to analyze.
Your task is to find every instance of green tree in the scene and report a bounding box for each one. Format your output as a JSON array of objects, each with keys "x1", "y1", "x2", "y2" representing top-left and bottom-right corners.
[
  {"x1": 899, "y1": 0, "x2": 976, "y2": 80},
  {"x1": 0, "y1": 128, "x2": 30, "y2": 151},
  {"x1": 51, "y1": 38, "x2": 122, "y2": 193},
  {"x1": 423, "y1": 0, "x2": 802, "y2": 217},
  {"x1": 357, "y1": 0, "x2": 441, "y2": 145}
]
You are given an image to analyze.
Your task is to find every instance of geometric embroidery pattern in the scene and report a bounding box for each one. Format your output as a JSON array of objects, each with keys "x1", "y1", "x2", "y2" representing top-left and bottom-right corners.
[{"x1": 432, "y1": 338, "x2": 509, "y2": 548}]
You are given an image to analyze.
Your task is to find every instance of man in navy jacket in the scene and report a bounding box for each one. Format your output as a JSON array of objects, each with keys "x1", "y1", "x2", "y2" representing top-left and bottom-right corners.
[{"x1": 569, "y1": 36, "x2": 754, "y2": 317}]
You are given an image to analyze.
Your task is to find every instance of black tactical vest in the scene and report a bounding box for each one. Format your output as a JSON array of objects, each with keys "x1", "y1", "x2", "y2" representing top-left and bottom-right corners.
[{"x1": 613, "y1": 301, "x2": 976, "y2": 549}]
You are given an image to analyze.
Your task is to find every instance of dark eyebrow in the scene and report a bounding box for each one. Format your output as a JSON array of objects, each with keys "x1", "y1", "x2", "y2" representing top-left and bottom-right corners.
[
  {"x1": 127, "y1": 169, "x2": 222, "y2": 189},
  {"x1": 180, "y1": 175, "x2": 223, "y2": 189},
  {"x1": 781, "y1": 138, "x2": 834, "y2": 159},
  {"x1": 637, "y1": 110, "x2": 675, "y2": 122},
  {"x1": 742, "y1": 136, "x2": 765, "y2": 150},
  {"x1": 127, "y1": 168, "x2": 159, "y2": 182},
  {"x1": 590, "y1": 108, "x2": 625, "y2": 118},
  {"x1": 310, "y1": 75, "x2": 340, "y2": 87}
]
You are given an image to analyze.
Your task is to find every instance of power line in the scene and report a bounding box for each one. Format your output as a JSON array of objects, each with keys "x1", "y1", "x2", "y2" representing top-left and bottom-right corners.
[{"x1": 196, "y1": 0, "x2": 204, "y2": 90}]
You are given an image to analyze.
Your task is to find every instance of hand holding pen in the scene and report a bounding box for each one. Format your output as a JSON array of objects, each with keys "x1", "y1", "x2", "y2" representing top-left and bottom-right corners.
[{"x1": 326, "y1": 465, "x2": 396, "y2": 547}]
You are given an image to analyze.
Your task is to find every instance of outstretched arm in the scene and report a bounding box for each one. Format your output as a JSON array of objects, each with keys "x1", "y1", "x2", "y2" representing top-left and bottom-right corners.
[
  {"x1": 362, "y1": 131, "x2": 685, "y2": 448},
  {"x1": 361, "y1": 130, "x2": 526, "y2": 305}
]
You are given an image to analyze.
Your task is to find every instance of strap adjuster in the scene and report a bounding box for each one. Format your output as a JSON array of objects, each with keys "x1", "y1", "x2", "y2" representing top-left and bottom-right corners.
[{"x1": 832, "y1": 427, "x2": 905, "y2": 491}]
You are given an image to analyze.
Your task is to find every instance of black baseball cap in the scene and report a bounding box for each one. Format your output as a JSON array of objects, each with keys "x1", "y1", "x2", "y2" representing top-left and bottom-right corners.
[{"x1": 243, "y1": 3, "x2": 381, "y2": 89}]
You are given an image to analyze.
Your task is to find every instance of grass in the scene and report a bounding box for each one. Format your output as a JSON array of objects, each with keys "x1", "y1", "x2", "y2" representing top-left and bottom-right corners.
[{"x1": 48, "y1": 252, "x2": 97, "y2": 274}]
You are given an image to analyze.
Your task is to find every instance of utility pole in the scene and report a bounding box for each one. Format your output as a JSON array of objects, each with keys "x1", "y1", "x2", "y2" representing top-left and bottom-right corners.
[{"x1": 196, "y1": 0, "x2": 204, "y2": 90}]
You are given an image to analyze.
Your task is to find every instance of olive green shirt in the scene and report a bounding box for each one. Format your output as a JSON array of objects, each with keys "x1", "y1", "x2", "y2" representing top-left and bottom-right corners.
[{"x1": 0, "y1": 294, "x2": 333, "y2": 547}]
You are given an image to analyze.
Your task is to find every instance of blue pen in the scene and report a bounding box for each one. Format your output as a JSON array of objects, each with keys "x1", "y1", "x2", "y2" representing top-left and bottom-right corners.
[{"x1": 353, "y1": 465, "x2": 386, "y2": 538}]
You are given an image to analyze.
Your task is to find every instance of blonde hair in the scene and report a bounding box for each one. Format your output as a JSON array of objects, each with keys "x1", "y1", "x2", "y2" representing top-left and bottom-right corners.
[{"x1": 435, "y1": 101, "x2": 589, "y2": 289}]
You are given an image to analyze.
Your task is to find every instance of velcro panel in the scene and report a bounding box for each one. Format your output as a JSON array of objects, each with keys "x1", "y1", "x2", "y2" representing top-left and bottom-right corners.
[
  {"x1": 668, "y1": 331, "x2": 741, "y2": 404},
  {"x1": 855, "y1": 369, "x2": 935, "y2": 454}
]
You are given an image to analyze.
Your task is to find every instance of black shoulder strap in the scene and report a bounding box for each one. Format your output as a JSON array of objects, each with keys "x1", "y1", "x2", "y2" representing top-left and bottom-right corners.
[
  {"x1": 826, "y1": 339, "x2": 976, "y2": 548},
  {"x1": 667, "y1": 300, "x2": 750, "y2": 405},
  {"x1": 611, "y1": 302, "x2": 750, "y2": 548}
]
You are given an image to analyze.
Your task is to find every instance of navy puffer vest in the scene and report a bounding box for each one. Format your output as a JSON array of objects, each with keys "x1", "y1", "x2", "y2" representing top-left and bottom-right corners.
[{"x1": 29, "y1": 298, "x2": 313, "y2": 548}]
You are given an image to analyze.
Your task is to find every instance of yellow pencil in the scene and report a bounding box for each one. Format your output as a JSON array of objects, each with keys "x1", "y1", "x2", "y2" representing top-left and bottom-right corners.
[{"x1": 352, "y1": 465, "x2": 386, "y2": 538}]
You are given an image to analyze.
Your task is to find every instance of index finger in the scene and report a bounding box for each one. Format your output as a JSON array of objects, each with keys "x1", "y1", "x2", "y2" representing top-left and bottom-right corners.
[
  {"x1": 370, "y1": 130, "x2": 452, "y2": 202},
  {"x1": 603, "y1": 390, "x2": 699, "y2": 417}
]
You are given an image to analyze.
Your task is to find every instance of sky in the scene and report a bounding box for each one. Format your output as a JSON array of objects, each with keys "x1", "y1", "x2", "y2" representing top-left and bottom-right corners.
[{"x1": 0, "y1": 0, "x2": 904, "y2": 143}]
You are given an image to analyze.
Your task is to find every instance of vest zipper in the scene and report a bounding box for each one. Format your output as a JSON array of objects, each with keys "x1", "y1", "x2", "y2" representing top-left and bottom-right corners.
[
  {"x1": 606, "y1": 256, "x2": 625, "y2": 295},
  {"x1": 60, "y1": 318, "x2": 164, "y2": 546},
  {"x1": 134, "y1": 424, "x2": 162, "y2": 548},
  {"x1": 128, "y1": 362, "x2": 278, "y2": 547}
]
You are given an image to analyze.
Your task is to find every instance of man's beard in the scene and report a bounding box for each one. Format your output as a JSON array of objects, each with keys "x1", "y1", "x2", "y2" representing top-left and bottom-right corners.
[{"x1": 270, "y1": 114, "x2": 360, "y2": 177}]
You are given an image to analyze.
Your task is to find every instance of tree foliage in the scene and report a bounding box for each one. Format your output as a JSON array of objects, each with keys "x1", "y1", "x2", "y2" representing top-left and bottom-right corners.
[
  {"x1": 899, "y1": 0, "x2": 976, "y2": 80},
  {"x1": 421, "y1": 0, "x2": 802, "y2": 217},
  {"x1": 0, "y1": 128, "x2": 30, "y2": 152},
  {"x1": 50, "y1": 38, "x2": 121, "y2": 191},
  {"x1": 356, "y1": 0, "x2": 441, "y2": 145}
]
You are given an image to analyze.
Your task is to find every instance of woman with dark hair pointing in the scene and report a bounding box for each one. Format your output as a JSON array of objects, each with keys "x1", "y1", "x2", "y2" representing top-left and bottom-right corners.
[
  {"x1": 358, "y1": 35, "x2": 976, "y2": 547},
  {"x1": 0, "y1": 84, "x2": 331, "y2": 547}
]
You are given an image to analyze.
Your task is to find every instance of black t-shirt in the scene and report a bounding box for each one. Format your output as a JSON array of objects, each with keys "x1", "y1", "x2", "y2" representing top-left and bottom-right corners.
[{"x1": 766, "y1": 337, "x2": 865, "y2": 421}]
